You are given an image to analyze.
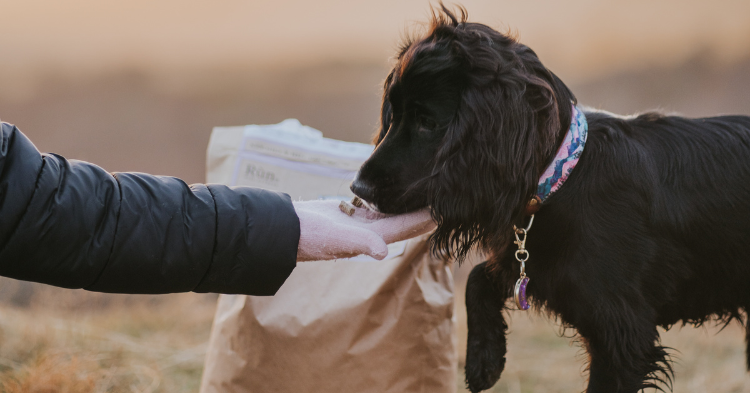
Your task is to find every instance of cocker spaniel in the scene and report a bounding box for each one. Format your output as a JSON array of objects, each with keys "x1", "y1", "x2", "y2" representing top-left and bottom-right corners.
[{"x1": 351, "y1": 4, "x2": 750, "y2": 393}]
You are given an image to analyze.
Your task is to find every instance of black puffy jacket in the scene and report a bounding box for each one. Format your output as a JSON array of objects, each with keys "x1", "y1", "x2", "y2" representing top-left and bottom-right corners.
[{"x1": 0, "y1": 122, "x2": 299, "y2": 296}]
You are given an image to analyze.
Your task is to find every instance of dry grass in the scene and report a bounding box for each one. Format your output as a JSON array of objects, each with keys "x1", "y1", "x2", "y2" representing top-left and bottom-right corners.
[
  {"x1": 0, "y1": 281, "x2": 216, "y2": 393},
  {"x1": 0, "y1": 275, "x2": 749, "y2": 393},
  {"x1": 1, "y1": 355, "x2": 97, "y2": 393}
]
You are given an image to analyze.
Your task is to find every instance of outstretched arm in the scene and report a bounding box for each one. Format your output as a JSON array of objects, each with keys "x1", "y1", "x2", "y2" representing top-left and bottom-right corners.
[{"x1": 0, "y1": 122, "x2": 299, "y2": 296}]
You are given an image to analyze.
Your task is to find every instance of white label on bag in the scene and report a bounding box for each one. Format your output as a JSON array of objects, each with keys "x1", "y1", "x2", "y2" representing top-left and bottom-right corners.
[
  {"x1": 242, "y1": 119, "x2": 374, "y2": 171},
  {"x1": 231, "y1": 119, "x2": 408, "y2": 262}
]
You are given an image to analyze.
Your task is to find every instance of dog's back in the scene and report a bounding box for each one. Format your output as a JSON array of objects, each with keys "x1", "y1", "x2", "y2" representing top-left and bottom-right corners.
[{"x1": 563, "y1": 111, "x2": 750, "y2": 326}]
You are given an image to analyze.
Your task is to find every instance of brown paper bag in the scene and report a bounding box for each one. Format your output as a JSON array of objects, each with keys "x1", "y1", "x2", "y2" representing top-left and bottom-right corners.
[
  {"x1": 199, "y1": 234, "x2": 456, "y2": 393},
  {"x1": 200, "y1": 120, "x2": 457, "y2": 392}
]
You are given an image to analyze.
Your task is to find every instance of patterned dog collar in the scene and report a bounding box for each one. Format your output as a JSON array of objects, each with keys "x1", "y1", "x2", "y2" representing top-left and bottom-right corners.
[{"x1": 526, "y1": 105, "x2": 588, "y2": 213}]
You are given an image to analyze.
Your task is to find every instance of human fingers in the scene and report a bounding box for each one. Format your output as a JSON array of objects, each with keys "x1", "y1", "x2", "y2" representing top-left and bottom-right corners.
[{"x1": 367, "y1": 209, "x2": 436, "y2": 244}]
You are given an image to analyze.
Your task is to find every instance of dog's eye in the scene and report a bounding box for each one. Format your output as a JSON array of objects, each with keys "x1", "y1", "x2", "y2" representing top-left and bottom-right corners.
[{"x1": 418, "y1": 117, "x2": 438, "y2": 133}]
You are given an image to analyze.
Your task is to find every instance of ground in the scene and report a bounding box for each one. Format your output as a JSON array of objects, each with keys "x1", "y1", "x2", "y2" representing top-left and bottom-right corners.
[{"x1": 0, "y1": 275, "x2": 747, "y2": 393}]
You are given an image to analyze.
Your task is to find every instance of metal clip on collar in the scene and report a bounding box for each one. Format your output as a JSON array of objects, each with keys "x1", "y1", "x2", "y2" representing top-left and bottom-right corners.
[{"x1": 513, "y1": 214, "x2": 534, "y2": 310}]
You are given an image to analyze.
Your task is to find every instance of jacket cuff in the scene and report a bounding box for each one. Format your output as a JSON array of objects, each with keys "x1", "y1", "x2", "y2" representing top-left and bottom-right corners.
[{"x1": 194, "y1": 186, "x2": 299, "y2": 296}]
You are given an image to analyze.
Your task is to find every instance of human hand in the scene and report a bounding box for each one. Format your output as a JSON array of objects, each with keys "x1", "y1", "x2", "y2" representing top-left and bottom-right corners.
[{"x1": 293, "y1": 200, "x2": 435, "y2": 262}]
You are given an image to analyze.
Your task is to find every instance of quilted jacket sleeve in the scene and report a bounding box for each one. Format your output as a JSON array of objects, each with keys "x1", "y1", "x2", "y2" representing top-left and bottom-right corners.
[{"x1": 0, "y1": 123, "x2": 299, "y2": 296}]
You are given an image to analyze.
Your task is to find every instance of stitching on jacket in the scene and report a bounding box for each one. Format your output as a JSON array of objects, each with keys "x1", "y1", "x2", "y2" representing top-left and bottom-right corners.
[
  {"x1": 193, "y1": 185, "x2": 220, "y2": 291},
  {"x1": 84, "y1": 172, "x2": 124, "y2": 290},
  {"x1": 0, "y1": 128, "x2": 47, "y2": 255}
]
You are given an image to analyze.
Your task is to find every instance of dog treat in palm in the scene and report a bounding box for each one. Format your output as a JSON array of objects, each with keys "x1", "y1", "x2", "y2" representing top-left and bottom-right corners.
[
  {"x1": 340, "y1": 196, "x2": 367, "y2": 216},
  {"x1": 339, "y1": 200, "x2": 356, "y2": 216}
]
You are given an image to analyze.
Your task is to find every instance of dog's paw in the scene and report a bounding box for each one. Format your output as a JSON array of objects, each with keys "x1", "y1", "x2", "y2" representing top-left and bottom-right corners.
[{"x1": 465, "y1": 339, "x2": 506, "y2": 392}]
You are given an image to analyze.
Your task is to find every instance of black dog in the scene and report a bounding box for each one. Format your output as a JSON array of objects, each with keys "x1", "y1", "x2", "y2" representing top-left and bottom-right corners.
[{"x1": 351, "y1": 5, "x2": 750, "y2": 393}]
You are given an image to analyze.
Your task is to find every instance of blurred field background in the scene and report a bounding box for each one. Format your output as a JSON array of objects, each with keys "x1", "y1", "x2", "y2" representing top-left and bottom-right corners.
[{"x1": 1, "y1": 0, "x2": 750, "y2": 392}]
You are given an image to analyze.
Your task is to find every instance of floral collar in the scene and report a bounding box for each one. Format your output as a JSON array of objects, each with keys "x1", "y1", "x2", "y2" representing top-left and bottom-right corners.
[
  {"x1": 514, "y1": 105, "x2": 588, "y2": 310},
  {"x1": 532, "y1": 105, "x2": 588, "y2": 207}
]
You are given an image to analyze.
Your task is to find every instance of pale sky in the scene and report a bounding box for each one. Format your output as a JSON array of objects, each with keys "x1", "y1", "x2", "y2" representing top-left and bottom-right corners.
[{"x1": 1, "y1": 0, "x2": 749, "y2": 82}]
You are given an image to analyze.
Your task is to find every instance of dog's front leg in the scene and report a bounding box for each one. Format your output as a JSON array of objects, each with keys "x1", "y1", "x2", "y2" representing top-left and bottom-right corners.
[
  {"x1": 580, "y1": 316, "x2": 670, "y2": 393},
  {"x1": 465, "y1": 261, "x2": 511, "y2": 393}
]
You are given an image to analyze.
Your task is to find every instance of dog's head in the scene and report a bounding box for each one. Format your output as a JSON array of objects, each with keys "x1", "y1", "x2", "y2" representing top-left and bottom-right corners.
[{"x1": 351, "y1": 5, "x2": 576, "y2": 260}]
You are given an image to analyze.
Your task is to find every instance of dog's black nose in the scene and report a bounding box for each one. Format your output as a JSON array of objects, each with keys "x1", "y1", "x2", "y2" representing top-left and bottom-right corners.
[{"x1": 350, "y1": 178, "x2": 376, "y2": 202}]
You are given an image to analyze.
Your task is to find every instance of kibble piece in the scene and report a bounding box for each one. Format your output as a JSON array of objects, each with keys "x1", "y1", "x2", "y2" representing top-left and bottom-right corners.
[
  {"x1": 351, "y1": 196, "x2": 364, "y2": 208},
  {"x1": 339, "y1": 201, "x2": 356, "y2": 216}
]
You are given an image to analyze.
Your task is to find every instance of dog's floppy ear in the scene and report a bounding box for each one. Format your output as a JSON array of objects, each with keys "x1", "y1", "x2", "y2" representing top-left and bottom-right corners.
[
  {"x1": 372, "y1": 71, "x2": 395, "y2": 146},
  {"x1": 517, "y1": 46, "x2": 577, "y2": 169},
  {"x1": 427, "y1": 34, "x2": 575, "y2": 261}
]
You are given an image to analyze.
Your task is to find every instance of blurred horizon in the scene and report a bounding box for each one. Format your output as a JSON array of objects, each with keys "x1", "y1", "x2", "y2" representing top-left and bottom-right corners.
[
  {"x1": 1, "y1": 0, "x2": 750, "y2": 290},
  {"x1": 2, "y1": 0, "x2": 750, "y2": 184},
  {"x1": 2, "y1": 0, "x2": 750, "y2": 80}
]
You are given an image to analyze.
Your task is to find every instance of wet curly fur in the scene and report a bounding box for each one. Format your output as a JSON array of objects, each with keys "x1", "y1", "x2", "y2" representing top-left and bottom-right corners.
[{"x1": 351, "y1": 4, "x2": 750, "y2": 393}]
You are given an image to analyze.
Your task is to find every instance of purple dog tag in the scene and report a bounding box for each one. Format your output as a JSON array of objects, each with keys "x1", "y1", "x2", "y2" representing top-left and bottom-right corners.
[{"x1": 514, "y1": 277, "x2": 530, "y2": 310}]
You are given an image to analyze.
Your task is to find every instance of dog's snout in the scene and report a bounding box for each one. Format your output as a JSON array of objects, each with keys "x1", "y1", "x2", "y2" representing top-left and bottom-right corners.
[{"x1": 350, "y1": 178, "x2": 376, "y2": 202}]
